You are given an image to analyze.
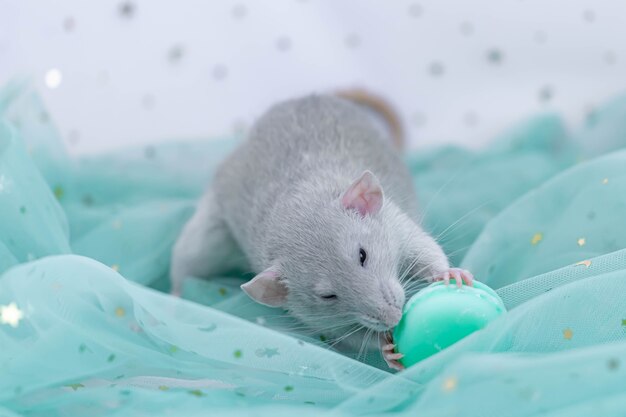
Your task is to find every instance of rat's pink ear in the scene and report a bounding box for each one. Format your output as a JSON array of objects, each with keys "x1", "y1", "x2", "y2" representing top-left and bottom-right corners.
[
  {"x1": 241, "y1": 265, "x2": 288, "y2": 307},
  {"x1": 341, "y1": 170, "x2": 384, "y2": 216}
]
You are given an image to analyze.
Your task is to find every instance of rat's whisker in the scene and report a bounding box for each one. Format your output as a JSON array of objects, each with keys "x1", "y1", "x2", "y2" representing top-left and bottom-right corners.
[
  {"x1": 397, "y1": 204, "x2": 487, "y2": 287},
  {"x1": 403, "y1": 262, "x2": 440, "y2": 286},
  {"x1": 396, "y1": 224, "x2": 431, "y2": 263},
  {"x1": 402, "y1": 281, "x2": 430, "y2": 292},
  {"x1": 401, "y1": 245, "x2": 475, "y2": 291},
  {"x1": 404, "y1": 244, "x2": 474, "y2": 285},
  {"x1": 267, "y1": 316, "x2": 358, "y2": 334},
  {"x1": 432, "y1": 200, "x2": 495, "y2": 243},
  {"x1": 397, "y1": 231, "x2": 431, "y2": 283},
  {"x1": 403, "y1": 281, "x2": 430, "y2": 294},
  {"x1": 398, "y1": 248, "x2": 428, "y2": 284},
  {"x1": 398, "y1": 246, "x2": 433, "y2": 285},
  {"x1": 328, "y1": 325, "x2": 365, "y2": 348},
  {"x1": 415, "y1": 167, "x2": 469, "y2": 227},
  {"x1": 365, "y1": 329, "x2": 376, "y2": 358},
  {"x1": 278, "y1": 320, "x2": 357, "y2": 334},
  {"x1": 356, "y1": 328, "x2": 374, "y2": 361}
]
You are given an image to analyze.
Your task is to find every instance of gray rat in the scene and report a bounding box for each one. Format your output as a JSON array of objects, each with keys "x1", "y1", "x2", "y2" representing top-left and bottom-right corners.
[{"x1": 170, "y1": 92, "x2": 473, "y2": 370}]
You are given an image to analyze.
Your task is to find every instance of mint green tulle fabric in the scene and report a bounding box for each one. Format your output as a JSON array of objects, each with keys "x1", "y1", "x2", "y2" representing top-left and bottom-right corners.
[{"x1": 2, "y1": 80, "x2": 626, "y2": 416}]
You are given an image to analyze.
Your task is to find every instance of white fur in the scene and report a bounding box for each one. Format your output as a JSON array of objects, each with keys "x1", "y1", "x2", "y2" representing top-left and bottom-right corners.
[{"x1": 171, "y1": 95, "x2": 449, "y2": 349}]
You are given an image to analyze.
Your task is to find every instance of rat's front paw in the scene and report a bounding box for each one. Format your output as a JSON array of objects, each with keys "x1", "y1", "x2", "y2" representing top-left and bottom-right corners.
[
  {"x1": 381, "y1": 332, "x2": 405, "y2": 371},
  {"x1": 433, "y1": 268, "x2": 474, "y2": 288}
]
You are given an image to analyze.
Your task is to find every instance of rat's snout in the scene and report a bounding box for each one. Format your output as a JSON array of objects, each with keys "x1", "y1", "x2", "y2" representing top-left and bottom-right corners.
[
  {"x1": 380, "y1": 280, "x2": 405, "y2": 328},
  {"x1": 382, "y1": 279, "x2": 406, "y2": 311},
  {"x1": 359, "y1": 280, "x2": 406, "y2": 331},
  {"x1": 380, "y1": 305, "x2": 403, "y2": 328},
  {"x1": 359, "y1": 307, "x2": 402, "y2": 331}
]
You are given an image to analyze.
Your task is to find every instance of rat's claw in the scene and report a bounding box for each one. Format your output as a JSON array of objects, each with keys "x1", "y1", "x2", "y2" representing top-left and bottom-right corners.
[
  {"x1": 441, "y1": 271, "x2": 450, "y2": 286},
  {"x1": 385, "y1": 357, "x2": 405, "y2": 371},
  {"x1": 382, "y1": 347, "x2": 405, "y2": 371},
  {"x1": 462, "y1": 270, "x2": 474, "y2": 286},
  {"x1": 434, "y1": 268, "x2": 474, "y2": 287},
  {"x1": 381, "y1": 333, "x2": 406, "y2": 371},
  {"x1": 453, "y1": 268, "x2": 474, "y2": 286},
  {"x1": 450, "y1": 269, "x2": 462, "y2": 288},
  {"x1": 384, "y1": 352, "x2": 404, "y2": 361}
]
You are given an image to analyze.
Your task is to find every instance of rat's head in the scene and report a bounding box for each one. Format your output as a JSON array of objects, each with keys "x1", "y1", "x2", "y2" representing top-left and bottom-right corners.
[{"x1": 242, "y1": 170, "x2": 406, "y2": 333}]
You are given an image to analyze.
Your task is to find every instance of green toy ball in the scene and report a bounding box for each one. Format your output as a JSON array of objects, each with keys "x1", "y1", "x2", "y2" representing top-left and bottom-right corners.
[{"x1": 393, "y1": 281, "x2": 506, "y2": 367}]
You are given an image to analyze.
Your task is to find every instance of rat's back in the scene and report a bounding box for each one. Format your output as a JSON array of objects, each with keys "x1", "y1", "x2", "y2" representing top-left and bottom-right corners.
[{"x1": 213, "y1": 95, "x2": 418, "y2": 264}]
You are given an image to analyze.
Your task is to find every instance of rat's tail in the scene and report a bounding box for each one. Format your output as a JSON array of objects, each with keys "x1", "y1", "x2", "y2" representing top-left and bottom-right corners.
[{"x1": 335, "y1": 88, "x2": 405, "y2": 151}]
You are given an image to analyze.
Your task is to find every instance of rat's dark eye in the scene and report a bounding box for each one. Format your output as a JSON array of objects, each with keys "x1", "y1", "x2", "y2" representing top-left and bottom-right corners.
[
  {"x1": 359, "y1": 248, "x2": 367, "y2": 267},
  {"x1": 321, "y1": 294, "x2": 337, "y2": 300}
]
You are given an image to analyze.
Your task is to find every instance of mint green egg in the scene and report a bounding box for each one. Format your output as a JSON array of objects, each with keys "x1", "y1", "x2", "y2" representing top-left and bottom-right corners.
[{"x1": 393, "y1": 281, "x2": 506, "y2": 367}]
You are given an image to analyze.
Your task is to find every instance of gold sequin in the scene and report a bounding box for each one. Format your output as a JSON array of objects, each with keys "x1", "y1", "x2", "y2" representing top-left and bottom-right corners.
[
  {"x1": 602, "y1": 178, "x2": 609, "y2": 184},
  {"x1": 575, "y1": 260, "x2": 592, "y2": 268},
  {"x1": 189, "y1": 389, "x2": 205, "y2": 397},
  {"x1": 115, "y1": 307, "x2": 126, "y2": 317},
  {"x1": 442, "y1": 376, "x2": 458, "y2": 392},
  {"x1": 53, "y1": 185, "x2": 64, "y2": 200},
  {"x1": 158, "y1": 385, "x2": 169, "y2": 391},
  {"x1": 0, "y1": 302, "x2": 24, "y2": 328},
  {"x1": 563, "y1": 328, "x2": 573, "y2": 340},
  {"x1": 577, "y1": 238, "x2": 586, "y2": 247},
  {"x1": 111, "y1": 264, "x2": 120, "y2": 272},
  {"x1": 531, "y1": 233, "x2": 543, "y2": 245}
]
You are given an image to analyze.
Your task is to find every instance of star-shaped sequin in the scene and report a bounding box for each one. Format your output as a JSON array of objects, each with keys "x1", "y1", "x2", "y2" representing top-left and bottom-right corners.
[
  {"x1": 53, "y1": 185, "x2": 64, "y2": 200},
  {"x1": 531, "y1": 233, "x2": 543, "y2": 245},
  {"x1": 442, "y1": 376, "x2": 458, "y2": 392},
  {"x1": 575, "y1": 260, "x2": 591, "y2": 268},
  {"x1": 188, "y1": 389, "x2": 205, "y2": 397},
  {"x1": 0, "y1": 302, "x2": 24, "y2": 328}
]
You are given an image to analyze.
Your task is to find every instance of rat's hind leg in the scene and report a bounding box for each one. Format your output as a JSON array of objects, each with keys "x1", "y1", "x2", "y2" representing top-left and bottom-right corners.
[{"x1": 170, "y1": 190, "x2": 246, "y2": 296}]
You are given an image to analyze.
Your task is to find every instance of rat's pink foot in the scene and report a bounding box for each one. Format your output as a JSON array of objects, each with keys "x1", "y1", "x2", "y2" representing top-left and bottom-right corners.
[
  {"x1": 433, "y1": 268, "x2": 474, "y2": 288},
  {"x1": 381, "y1": 332, "x2": 405, "y2": 371}
]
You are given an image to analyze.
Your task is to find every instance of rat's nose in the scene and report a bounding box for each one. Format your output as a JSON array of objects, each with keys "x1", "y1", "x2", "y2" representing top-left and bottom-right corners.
[{"x1": 381, "y1": 306, "x2": 403, "y2": 328}]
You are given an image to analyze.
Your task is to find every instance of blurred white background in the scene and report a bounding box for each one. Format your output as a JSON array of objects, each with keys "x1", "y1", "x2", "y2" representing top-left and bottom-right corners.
[{"x1": 1, "y1": 0, "x2": 625, "y2": 155}]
